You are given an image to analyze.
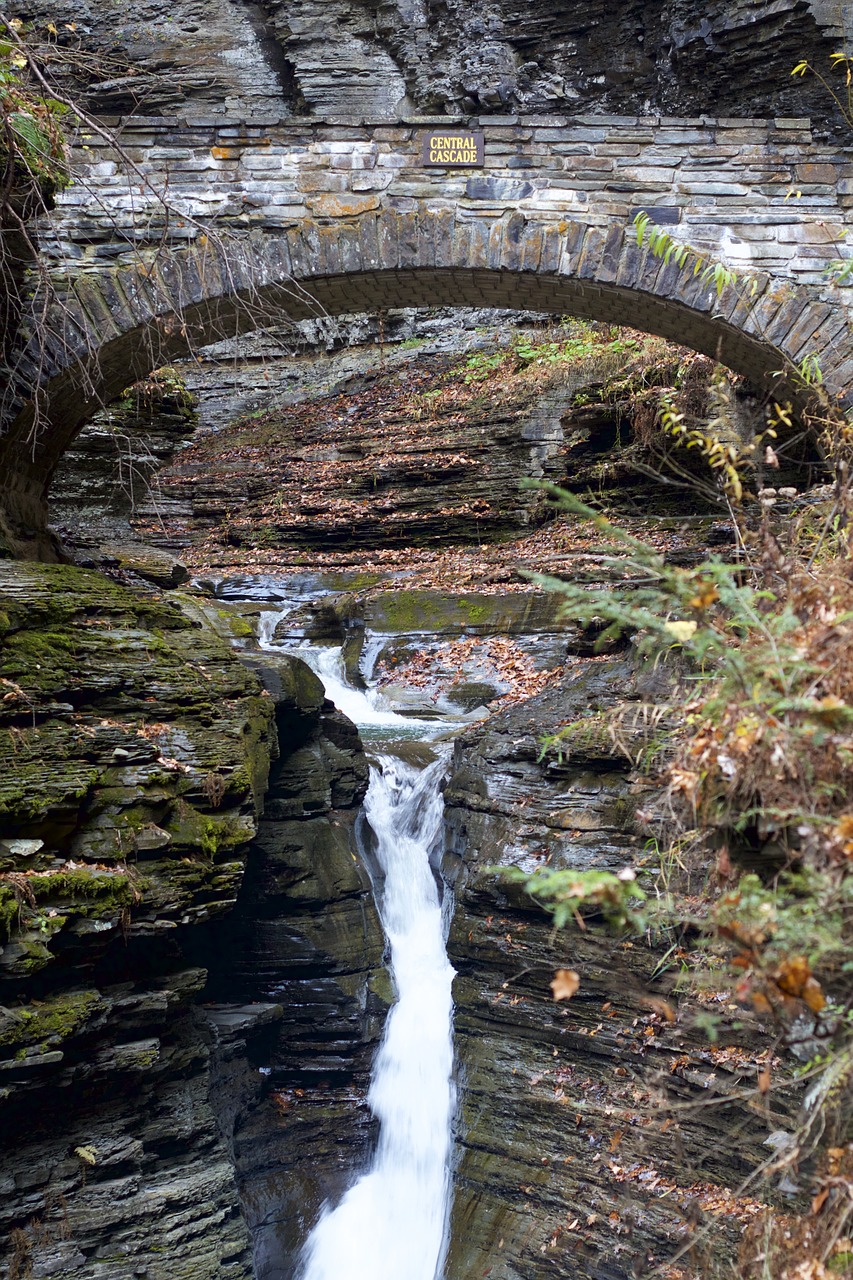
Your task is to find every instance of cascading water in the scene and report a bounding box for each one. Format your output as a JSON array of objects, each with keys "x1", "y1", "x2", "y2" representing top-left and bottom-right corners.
[
  {"x1": 299, "y1": 752, "x2": 456, "y2": 1280},
  {"x1": 256, "y1": 606, "x2": 291, "y2": 647},
  {"x1": 257, "y1": 606, "x2": 438, "y2": 732},
  {"x1": 255, "y1": 607, "x2": 456, "y2": 1280}
]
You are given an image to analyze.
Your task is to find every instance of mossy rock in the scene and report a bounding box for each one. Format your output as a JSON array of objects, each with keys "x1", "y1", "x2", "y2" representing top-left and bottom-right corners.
[
  {"x1": 358, "y1": 590, "x2": 563, "y2": 635},
  {"x1": 0, "y1": 989, "x2": 104, "y2": 1053},
  {"x1": 0, "y1": 561, "x2": 276, "y2": 962}
]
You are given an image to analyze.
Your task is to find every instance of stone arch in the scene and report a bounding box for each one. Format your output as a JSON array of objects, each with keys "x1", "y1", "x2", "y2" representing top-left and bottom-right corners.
[{"x1": 2, "y1": 208, "x2": 851, "y2": 557}]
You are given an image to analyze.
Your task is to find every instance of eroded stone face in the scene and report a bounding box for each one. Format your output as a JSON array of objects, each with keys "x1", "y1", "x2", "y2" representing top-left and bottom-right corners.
[
  {"x1": 11, "y1": 0, "x2": 844, "y2": 120},
  {"x1": 442, "y1": 658, "x2": 798, "y2": 1280}
]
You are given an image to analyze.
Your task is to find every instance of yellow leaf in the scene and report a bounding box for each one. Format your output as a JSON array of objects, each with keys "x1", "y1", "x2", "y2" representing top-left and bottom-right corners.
[
  {"x1": 74, "y1": 1145, "x2": 97, "y2": 1166},
  {"x1": 689, "y1": 584, "x2": 719, "y2": 610},
  {"x1": 776, "y1": 955, "x2": 812, "y2": 997},
  {"x1": 550, "y1": 968, "x2": 580, "y2": 1001}
]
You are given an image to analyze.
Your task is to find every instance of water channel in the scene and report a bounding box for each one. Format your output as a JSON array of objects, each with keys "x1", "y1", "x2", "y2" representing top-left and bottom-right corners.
[{"x1": 258, "y1": 611, "x2": 458, "y2": 1280}]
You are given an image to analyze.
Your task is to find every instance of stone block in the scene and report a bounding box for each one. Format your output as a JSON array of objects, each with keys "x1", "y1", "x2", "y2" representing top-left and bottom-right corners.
[
  {"x1": 576, "y1": 226, "x2": 607, "y2": 280},
  {"x1": 357, "y1": 215, "x2": 380, "y2": 271},
  {"x1": 329, "y1": 152, "x2": 378, "y2": 171},
  {"x1": 376, "y1": 210, "x2": 400, "y2": 270},
  {"x1": 465, "y1": 176, "x2": 534, "y2": 202},
  {"x1": 432, "y1": 209, "x2": 457, "y2": 269},
  {"x1": 599, "y1": 144, "x2": 641, "y2": 157},
  {"x1": 297, "y1": 173, "x2": 350, "y2": 194},
  {"x1": 337, "y1": 223, "x2": 365, "y2": 275},
  {"x1": 714, "y1": 128, "x2": 767, "y2": 144},
  {"x1": 307, "y1": 194, "x2": 380, "y2": 218},
  {"x1": 565, "y1": 156, "x2": 614, "y2": 172},
  {"x1": 241, "y1": 155, "x2": 286, "y2": 172},
  {"x1": 594, "y1": 224, "x2": 625, "y2": 283},
  {"x1": 795, "y1": 162, "x2": 838, "y2": 184},
  {"x1": 372, "y1": 128, "x2": 412, "y2": 142},
  {"x1": 777, "y1": 222, "x2": 846, "y2": 244},
  {"x1": 676, "y1": 181, "x2": 742, "y2": 195}
]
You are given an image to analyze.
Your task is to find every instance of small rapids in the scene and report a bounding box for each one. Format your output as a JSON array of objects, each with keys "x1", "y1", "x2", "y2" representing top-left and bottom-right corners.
[
  {"x1": 299, "y1": 754, "x2": 456, "y2": 1280},
  {"x1": 257, "y1": 607, "x2": 440, "y2": 734}
]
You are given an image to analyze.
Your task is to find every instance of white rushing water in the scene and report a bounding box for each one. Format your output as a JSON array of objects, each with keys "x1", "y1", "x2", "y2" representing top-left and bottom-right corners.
[
  {"x1": 257, "y1": 607, "x2": 438, "y2": 732},
  {"x1": 256, "y1": 605, "x2": 292, "y2": 648},
  {"x1": 257, "y1": 606, "x2": 457, "y2": 1279},
  {"x1": 300, "y1": 752, "x2": 456, "y2": 1280}
]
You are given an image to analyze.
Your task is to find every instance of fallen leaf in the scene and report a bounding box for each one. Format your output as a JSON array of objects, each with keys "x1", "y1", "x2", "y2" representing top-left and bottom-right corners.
[{"x1": 551, "y1": 969, "x2": 580, "y2": 1001}]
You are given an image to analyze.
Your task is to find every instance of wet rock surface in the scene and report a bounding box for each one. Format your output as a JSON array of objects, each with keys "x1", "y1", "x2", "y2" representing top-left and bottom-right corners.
[
  {"x1": 442, "y1": 657, "x2": 802, "y2": 1280},
  {"x1": 197, "y1": 653, "x2": 386, "y2": 1280},
  {"x1": 0, "y1": 564, "x2": 384, "y2": 1280}
]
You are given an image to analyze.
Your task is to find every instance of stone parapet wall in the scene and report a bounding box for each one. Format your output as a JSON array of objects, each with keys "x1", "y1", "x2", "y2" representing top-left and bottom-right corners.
[{"x1": 53, "y1": 114, "x2": 853, "y2": 286}]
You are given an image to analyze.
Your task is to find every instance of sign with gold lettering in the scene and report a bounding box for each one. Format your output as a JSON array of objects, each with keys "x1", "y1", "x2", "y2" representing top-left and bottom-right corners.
[{"x1": 422, "y1": 130, "x2": 484, "y2": 167}]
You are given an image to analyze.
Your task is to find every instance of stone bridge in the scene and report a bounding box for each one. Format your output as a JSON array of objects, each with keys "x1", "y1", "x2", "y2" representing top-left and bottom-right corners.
[{"x1": 3, "y1": 112, "x2": 853, "y2": 556}]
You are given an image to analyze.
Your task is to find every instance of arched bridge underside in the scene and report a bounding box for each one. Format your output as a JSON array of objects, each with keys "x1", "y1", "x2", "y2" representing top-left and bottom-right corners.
[{"x1": 3, "y1": 207, "x2": 853, "y2": 557}]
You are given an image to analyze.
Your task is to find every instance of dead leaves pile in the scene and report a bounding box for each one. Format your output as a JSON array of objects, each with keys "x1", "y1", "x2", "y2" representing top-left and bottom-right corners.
[{"x1": 377, "y1": 634, "x2": 560, "y2": 707}]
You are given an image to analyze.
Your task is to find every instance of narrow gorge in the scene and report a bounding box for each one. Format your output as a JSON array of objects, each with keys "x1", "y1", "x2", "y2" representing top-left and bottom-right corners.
[{"x1": 2, "y1": 4, "x2": 853, "y2": 1280}]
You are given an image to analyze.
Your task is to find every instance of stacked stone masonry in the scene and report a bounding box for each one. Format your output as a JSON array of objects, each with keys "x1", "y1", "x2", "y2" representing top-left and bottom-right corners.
[{"x1": 55, "y1": 114, "x2": 853, "y2": 283}]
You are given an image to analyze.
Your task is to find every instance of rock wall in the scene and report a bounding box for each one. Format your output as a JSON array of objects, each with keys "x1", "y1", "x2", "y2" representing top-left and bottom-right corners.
[
  {"x1": 13, "y1": 0, "x2": 844, "y2": 124},
  {"x1": 443, "y1": 655, "x2": 802, "y2": 1280},
  {"x1": 198, "y1": 649, "x2": 387, "y2": 1279},
  {"x1": 0, "y1": 565, "x2": 385, "y2": 1279}
]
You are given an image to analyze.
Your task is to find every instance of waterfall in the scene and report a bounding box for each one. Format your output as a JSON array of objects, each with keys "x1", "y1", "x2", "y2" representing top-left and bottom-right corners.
[
  {"x1": 256, "y1": 608, "x2": 457, "y2": 1277},
  {"x1": 299, "y1": 752, "x2": 456, "y2": 1280},
  {"x1": 256, "y1": 606, "x2": 292, "y2": 647}
]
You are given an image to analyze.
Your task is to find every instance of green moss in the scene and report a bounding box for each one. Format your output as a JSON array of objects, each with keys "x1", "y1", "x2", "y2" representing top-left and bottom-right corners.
[
  {"x1": 166, "y1": 802, "x2": 252, "y2": 860},
  {"x1": 368, "y1": 966, "x2": 395, "y2": 1008},
  {"x1": 215, "y1": 609, "x2": 254, "y2": 638},
  {"x1": 27, "y1": 868, "x2": 135, "y2": 902},
  {"x1": 364, "y1": 590, "x2": 502, "y2": 633},
  {"x1": 0, "y1": 868, "x2": 136, "y2": 942},
  {"x1": 0, "y1": 989, "x2": 102, "y2": 1051},
  {"x1": 543, "y1": 712, "x2": 616, "y2": 763},
  {"x1": 0, "y1": 886, "x2": 18, "y2": 937}
]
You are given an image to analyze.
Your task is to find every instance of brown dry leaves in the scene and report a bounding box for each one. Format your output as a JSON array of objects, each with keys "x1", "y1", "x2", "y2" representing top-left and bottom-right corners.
[
  {"x1": 377, "y1": 634, "x2": 560, "y2": 708},
  {"x1": 550, "y1": 969, "x2": 580, "y2": 1001}
]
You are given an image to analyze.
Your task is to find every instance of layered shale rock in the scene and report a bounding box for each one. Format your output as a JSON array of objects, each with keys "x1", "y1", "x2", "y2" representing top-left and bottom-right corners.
[
  {"x1": 13, "y1": 0, "x2": 843, "y2": 124},
  {"x1": 0, "y1": 566, "x2": 384, "y2": 1279},
  {"x1": 442, "y1": 656, "x2": 803, "y2": 1280},
  {"x1": 0, "y1": 561, "x2": 276, "y2": 1278},
  {"x1": 199, "y1": 650, "x2": 387, "y2": 1280}
]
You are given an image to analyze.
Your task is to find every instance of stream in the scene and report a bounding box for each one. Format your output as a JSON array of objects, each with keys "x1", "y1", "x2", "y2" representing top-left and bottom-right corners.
[{"x1": 259, "y1": 611, "x2": 457, "y2": 1280}]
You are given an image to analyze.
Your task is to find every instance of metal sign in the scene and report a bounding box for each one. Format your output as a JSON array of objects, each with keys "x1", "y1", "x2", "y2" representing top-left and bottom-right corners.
[{"x1": 422, "y1": 130, "x2": 485, "y2": 167}]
